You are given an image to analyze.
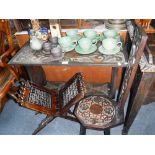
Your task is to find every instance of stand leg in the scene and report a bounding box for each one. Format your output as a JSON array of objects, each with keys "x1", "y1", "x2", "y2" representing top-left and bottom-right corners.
[
  {"x1": 122, "y1": 72, "x2": 153, "y2": 135},
  {"x1": 104, "y1": 129, "x2": 110, "y2": 135},
  {"x1": 111, "y1": 67, "x2": 118, "y2": 99},
  {"x1": 32, "y1": 116, "x2": 55, "y2": 135},
  {"x1": 80, "y1": 124, "x2": 86, "y2": 135}
]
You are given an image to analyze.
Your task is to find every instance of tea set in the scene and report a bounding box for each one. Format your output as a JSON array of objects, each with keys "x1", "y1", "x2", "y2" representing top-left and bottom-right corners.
[
  {"x1": 30, "y1": 34, "x2": 63, "y2": 58},
  {"x1": 58, "y1": 29, "x2": 122, "y2": 55},
  {"x1": 29, "y1": 28, "x2": 122, "y2": 58}
]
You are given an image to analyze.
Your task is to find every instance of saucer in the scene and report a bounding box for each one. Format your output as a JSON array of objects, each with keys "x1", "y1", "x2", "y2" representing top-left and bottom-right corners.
[
  {"x1": 42, "y1": 50, "x2": 51, "y2": 56},
  {"x1": 62, "y1": 44, "x2": 76, "y2": 52},
  {"x1": 70, "y1": 35, "x2": 81, "y2": 42},
  {"x1": 98, "y1": 46, "x2": 121, "y2": 55},
  {"x1": 75, "y1": 44, "x2": 97, "y2": 55}
]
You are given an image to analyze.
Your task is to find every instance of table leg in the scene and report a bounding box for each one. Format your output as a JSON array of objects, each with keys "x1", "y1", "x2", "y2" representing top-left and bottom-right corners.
[
  {"x1": 122, "y1": 72, "x2": 154, "y2": 134},
  {"x1": 110, "y1": 67, "x2": 118, "y2": 99}
]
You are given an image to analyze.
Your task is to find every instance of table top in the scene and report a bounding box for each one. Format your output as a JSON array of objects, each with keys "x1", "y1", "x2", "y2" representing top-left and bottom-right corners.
[{"x1": 9, "y1": 42, "x2": 128, "y2": 67}]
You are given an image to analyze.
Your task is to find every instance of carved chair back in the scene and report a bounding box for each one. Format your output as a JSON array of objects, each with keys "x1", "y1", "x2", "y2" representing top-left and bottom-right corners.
[
  {"x1": 118, "y1": 25, "x2": 148, "y2": 109},
  {"x1": 58, "y1": 72, "x2": 86, "y2": 114},
  {"x1": 11, "y1": 73, "x2": 86, "y2": 116},
  {"x1": 126, "y1": 20, "x2": 136, "y2": 53}
]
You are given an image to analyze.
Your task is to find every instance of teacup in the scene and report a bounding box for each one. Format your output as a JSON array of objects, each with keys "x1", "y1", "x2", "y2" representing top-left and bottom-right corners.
[
  {"x1": 102, "y1": 38, "x2": 122, "y2": 51},
  {"x1": 49, "y1": 36, "x2": 58, "y2": 45},
  {"x1": 58, "y1": 36, "x2": 76, "y2": 48},
  {"x1": 104, "y1": 30, "x2": 119, "y2": 39},
  {"x1": 84, "y1": 29, "x2": 97, "y2": 40},
  {"x1": 42, "y1": 42, "x2": 52, "y2": 52},
  {"x1": 51, "y1": 47, "x2": 62, "y2": 58},
  {"x1": 78, "y1": 38, "x2": 92, "y2": 51},
  {"x1": 66, "y1": 29, "x2": 78, "y2": 37}
]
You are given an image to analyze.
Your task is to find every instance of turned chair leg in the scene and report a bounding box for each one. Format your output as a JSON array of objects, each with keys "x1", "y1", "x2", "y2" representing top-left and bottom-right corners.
[
  {"x1": 104, "y1": 129, "x2": 110, "y2": 135},
  {"x1": 80, "y1": 124, "x2": 86, "y2": 135},
  {"x1": 35, "y1": 111, "x2": 41, "y2": 115},
  {"x1": 122, "y1": 127, "x2": 128, "y2": 135}
]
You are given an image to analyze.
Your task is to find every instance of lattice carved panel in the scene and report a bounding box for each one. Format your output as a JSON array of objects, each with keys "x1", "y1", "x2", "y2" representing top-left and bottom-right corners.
[
  {"x1": 16, "y1": 80, "x2": 52, "y2": 109},
  {"x1": 59, "y1": 73, "x2": 86, "y2": 109}
]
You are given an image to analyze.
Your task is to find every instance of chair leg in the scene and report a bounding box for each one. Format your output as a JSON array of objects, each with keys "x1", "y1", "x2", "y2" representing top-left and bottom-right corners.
[
  {"x1": 122, "y1": 127, "x2": 128, "y2": 135},
  {"x1": 32, "y1": 116, "x2": 55, "y2": 135},
  {"x1": 104, "y1": 129, "x2": 110, "y2": 135},
  {"x1": 35, "y1": 111, "x2": 41, "y2": 115},
  {"x1": 80, "y1": 124, "x2": 86, "y2": 135}
]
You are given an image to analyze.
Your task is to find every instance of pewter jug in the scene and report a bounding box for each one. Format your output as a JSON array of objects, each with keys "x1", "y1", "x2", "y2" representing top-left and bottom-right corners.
[{"x1": 30, "y1": 36, "x2": 43, "y2": 51}]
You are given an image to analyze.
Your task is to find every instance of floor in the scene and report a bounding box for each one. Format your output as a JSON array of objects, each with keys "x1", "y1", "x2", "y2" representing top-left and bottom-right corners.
[{"x1": 0, "y1": 98, "x2": 155, "y2": 135}]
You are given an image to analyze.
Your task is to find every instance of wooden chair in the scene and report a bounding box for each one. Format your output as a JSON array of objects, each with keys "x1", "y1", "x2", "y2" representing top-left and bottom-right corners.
[
  {"x1": 0, "y1": 19, "x2": 20, "y2": 112},
  {"x1": 74, "y1": 25, "x2": 148, "y2": 135},
  {"x1": 10, "y1": 72, "x2": 86, "y2": 134},
  {"x1": 135, "y1": 19, "x2": 152, "y2": 29}
]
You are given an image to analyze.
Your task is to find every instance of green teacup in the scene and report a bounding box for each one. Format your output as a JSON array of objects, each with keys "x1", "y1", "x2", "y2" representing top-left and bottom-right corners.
[
  {"x1": 84, "y1": 29, "x2": 97, "y2": 40},
  {"x1": 104, "y1": 30, "x2": 119, "y2": 38},
  {"x1": 102, "y1": 38, "x2": 122, "y2": 51},
  {"x1": 66, "y1": 29, "x2": 78, "y2": 37},
  {"x1": 78, "y1": 38, "x2": 92, "y2": 51},
  {"x1": 58, "y1": 36, "x2": 76, "y2": 48}
]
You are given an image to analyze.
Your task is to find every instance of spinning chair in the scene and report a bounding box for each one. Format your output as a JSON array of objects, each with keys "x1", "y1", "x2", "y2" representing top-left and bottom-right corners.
[
  {"x1": 10, "y1": 73, "x2": 86, "y2": 134},
  {"x1": 74, "y1": 25, "x2": 148, "y2": 135}
]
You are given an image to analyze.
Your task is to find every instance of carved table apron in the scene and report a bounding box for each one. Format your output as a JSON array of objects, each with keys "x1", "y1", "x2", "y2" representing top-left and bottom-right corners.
[{"x1": 9, "y1": 42, "x2": 128, "y2": 99}]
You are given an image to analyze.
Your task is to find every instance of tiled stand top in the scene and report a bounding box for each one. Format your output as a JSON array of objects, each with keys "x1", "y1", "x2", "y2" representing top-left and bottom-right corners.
[{"x1": 9, "y1": 43, "x2": 127, "y2": 67}]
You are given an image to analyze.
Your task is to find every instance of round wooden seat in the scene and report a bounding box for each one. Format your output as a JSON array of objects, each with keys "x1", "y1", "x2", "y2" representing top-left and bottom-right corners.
[{"x1": 74, "y1": 96, "x2": 118, "y2": 129}]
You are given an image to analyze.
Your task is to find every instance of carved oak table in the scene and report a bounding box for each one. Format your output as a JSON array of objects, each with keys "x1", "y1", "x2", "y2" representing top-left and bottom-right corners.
[
  {"x1": 122, "y1": 46, "x2": 155, "y2": 134},
  {"x1": 9, "y1": 42, "x2": 128, "y2": 98}
]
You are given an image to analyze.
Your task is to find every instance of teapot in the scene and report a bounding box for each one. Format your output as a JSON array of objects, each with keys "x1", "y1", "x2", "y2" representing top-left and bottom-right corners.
[{"x1": 30, "y1": 36, "x2": 43, "y2": 51}]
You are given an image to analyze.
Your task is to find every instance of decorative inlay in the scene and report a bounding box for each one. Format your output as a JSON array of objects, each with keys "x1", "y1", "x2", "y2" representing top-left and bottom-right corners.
[{"x1": 75, "y1": 96, "x2": 115, "y2": 127}]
